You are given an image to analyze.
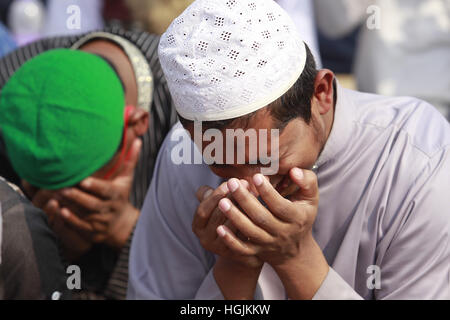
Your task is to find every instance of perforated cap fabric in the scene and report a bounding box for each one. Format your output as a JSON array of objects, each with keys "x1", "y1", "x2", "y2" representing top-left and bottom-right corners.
[{"x1": 158, "y1": 0, "x2": 306, "y2": 121}]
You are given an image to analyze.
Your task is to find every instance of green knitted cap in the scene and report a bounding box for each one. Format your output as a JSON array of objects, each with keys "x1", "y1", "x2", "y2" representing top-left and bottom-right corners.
[{"x1": 0, "y1": 49, "x2": 125, "y2": 189}]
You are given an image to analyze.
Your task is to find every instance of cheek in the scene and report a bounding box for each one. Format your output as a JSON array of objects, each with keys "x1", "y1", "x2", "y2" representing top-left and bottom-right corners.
[
  {"x1": 278, "y1": 119, "x2": 323, "y2": 168},
  {"x1": 277, "y1": 145, "x2": 317, "y2": 172}
]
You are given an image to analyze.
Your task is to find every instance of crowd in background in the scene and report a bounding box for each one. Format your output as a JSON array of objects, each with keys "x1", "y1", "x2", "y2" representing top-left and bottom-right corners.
[
  {"x1": 1, "y1": 0, "x2": 448, "y2": 119},
  {"x1": 0, "y1": 0, "x2": 449, "y2": 301}
]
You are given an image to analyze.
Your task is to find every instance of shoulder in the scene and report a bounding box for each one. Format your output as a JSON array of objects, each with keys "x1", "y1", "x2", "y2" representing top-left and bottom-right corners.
[
  {"x1": 0, "y1": 177, "x2": 26, "y2": 211},
  {"x1": 342, "y1": 90, "x2": 450, "y2": 226},
  {"x1": 0, "y1": 178, "x2": 68, "y2": 300},
  {"x1": 135, "y1": 123, "x2": 220, "y2": 256},
  {"x1": 140, "y1": 122, "x2": 220, "y2": 231},
  {"x1": 349, "y1": 91, "x2": 450, "y2": 243},
  {"x1": 347, "y1": 89, "x2": 450, "y2": 158},
  {"x1": 154, "y1": 122, "x2": 221, "y2": 199}
]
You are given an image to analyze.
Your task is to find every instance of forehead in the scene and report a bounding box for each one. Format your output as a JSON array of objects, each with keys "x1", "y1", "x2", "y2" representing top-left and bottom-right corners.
[{"x1": 184, "y1": 108, "x2": 274, "y2": 132}]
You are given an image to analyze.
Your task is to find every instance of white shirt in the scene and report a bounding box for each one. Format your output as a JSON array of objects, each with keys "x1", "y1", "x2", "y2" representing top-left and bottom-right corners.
[
  {"x1": 277, "y1": 0, "x2": 322, "y2": 68},
  {"x1": 314, "y1": 0, "x2": 450, "y2": 117},
  {"x1": 128, "y1": 84, "x2": 450, "y2": 299}
]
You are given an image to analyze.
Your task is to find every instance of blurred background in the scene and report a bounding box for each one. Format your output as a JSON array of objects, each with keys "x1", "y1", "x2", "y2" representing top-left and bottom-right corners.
[{"x1": 0, "y1": 0, "x2": 449, "y2": 119}]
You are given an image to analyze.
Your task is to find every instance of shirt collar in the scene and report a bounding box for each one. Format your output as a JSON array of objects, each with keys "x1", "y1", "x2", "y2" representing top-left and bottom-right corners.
[{"x1": 315, "y1": 80, "x2": 356, "y2": 168}]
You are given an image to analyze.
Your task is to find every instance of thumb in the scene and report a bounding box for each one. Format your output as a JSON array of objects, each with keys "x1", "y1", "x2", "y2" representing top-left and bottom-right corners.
[{"x1": 289, "y1": 168, "x2": 319, "y2": 203}]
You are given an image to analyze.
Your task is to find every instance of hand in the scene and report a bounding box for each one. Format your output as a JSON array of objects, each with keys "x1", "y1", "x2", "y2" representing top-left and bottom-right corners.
[
  {"x1": 193, "y1": 181, "x2": 264, "y2": 299},
  {"x1": 217, "y1": 168, "x2": 329, "y2": 299},
  {"x1": 44, "y1": 199, "x2": 94, "y2": 261},
  {"x1": 22, "y1": 181, "x2": 93, "y2": 261},
  {"x1": 217, "y1": 168, "x2": 318, "y2": 267},
  {"x1": 56, "y1": 139, "x2": 142, "y2": 250},
  {"x1": 193, "y1": 181, "x2": 263, "y2": 269}
]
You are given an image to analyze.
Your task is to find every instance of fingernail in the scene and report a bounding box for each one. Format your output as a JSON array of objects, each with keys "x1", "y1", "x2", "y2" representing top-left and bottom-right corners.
[
  {"x1": 292, "y1": 168, "x2": 304, "y2": 180},
  {"x1": 218, "y1": 198, "x2": 231, "y2": 212},
  {"x1": 228, "y1": 178, "x2": 239, "y2": 193},
  {"x1": 220, "y1": 183, "x2": 229, "y2": 194},
  {"x1": 253, "y1": 174, "x2": 264, "y2": 186},
  {"x1": 61, "y1": 188, "x2": 71, "y2": 196},
  {"x1": 217, "y1": 225, "x2": 226, "y2": 237},
  {"x1": 81, "y1": 179, "x2": 91, "y2": 187},
  {"x1": 48, "y1": 199, "x2": 57, "y2": 209},
  {"x1": 240, "y1": 179, "x2": 249, "y2": 189},
  {"x1": 203, "y1": 189, "x2": 213, "y2": 200},
  {"x1": 61, "y1": 208, "x2": 70, "y2": 218}
]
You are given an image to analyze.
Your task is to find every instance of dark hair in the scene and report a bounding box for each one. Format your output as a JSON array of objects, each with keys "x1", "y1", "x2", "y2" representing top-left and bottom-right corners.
[{"x1": 179, "y1": 43, "x2": 318, "y2": 130}]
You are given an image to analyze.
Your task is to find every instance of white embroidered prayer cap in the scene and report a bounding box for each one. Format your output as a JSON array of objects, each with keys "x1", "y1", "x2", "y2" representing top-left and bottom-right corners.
[{"x1": 159, "y1": 0, "x2": 306, "y2": 121}]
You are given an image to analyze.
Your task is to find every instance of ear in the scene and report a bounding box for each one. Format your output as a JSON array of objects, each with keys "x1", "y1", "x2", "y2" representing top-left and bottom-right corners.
[
  {"x1": 312, "y1": 69, "x2": 335, "y2": 115},
  {"x1": 128, "y1": 108, "x2": 149, "y2": 137}
]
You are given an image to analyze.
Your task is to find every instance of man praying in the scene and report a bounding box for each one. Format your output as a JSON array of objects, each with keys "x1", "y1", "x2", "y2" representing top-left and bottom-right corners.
[{"x1": 128, "y1": 0, "x2": 450, "y2": 299}]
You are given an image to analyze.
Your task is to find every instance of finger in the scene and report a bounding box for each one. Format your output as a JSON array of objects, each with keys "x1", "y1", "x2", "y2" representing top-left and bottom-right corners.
[
  {"x1": 30, "y1": 189, "x2": 54, "y2": 209},
  {"x1": 252, "y1": 174, "x2": 293, "y2": 222},
  {"x1": 120, "y1": 138, "x2": 142, "y2": 178},
  {"x1": 208, "y1": 204, "x2": 227, "y2": 227},
  {"x1": 200, "y1": 207, "x2": 228, "y2": 246},
  {"x1": 218, "y1": 197, "x2": 273, "y2": 244},
  {"x1": 59, "y1": 207, "x2": 94, "y2": 233},
  {"x1": 196, "y1": 185, "x2": 213, "y2": 202},
  {"x1": 88, "y1": 219, "x2": 108, "y2": 233},
  {"x1": 79, "y1": 177, "x2": 114, "y2": 200},
  {"x1": 192, "y1": 182, "x2": 229, "y2": 230},
  {"x1": 43, "y1": 199, "x2": 60, "y2": 227},
  {"x1": 217, "y1": 225, "x2": 258, "y2": 256},
  {"x1": 223, "y1": 218, "x2": 237, "y2": 234},
  {"x1": 239, "y1": 179, "x2": 258, "y2": 197},
  {"x1": 84, "y1": 211, "x2": 110, "y2": 224},
  {"x1": 289, "y1": 168, "x2": 319, "y2": 203},
  {"x1": 60, "y1": 188, "x2": 104, "y2": 212},
  {"x1": 228, "y1": 178, "x2": 285, "y2": 233},
  {"x1": 239, "y1": 179, "x2": 249, "y2": 189}
]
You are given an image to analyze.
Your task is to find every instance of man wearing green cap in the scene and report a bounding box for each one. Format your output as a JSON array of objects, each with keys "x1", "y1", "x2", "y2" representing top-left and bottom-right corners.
[
  {"x1": 1, "y1": 49, "x2": 126, "y2": 190},
  {"x1": 0, "y1": 29, "x2": 177, "y2": 299},
  {"x1": 128, "y1": 0, "x2": 450, "y2": 300}
]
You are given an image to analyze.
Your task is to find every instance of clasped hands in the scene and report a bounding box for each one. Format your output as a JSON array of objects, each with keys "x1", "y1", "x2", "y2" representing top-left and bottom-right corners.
[{"x1": 193, "y1": 167, "x2": 328, "y2": 299}]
